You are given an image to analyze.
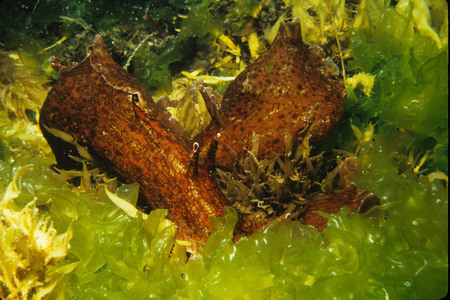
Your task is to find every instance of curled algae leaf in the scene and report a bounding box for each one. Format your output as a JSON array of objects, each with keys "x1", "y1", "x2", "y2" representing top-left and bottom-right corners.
[
  {"x1": 105, "y1": 184, "x2": 148, "y2": 220},
  {"x1": 345, "y1": 72, "x2": 376, "y2": 97}
]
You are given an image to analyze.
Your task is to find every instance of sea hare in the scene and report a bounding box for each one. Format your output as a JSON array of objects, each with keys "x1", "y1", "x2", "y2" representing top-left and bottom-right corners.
[{"x1": 39, "y1": 19, "x2": 377, "y2": 251}]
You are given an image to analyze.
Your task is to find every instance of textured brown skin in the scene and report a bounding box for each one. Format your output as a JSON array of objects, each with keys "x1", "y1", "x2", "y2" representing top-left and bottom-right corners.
[
  {"x1": 195, "y1": 19, "x2": 347, "y2": 167},
  {"x1": 39, "y1": 36, "x2": 231, "y2": 248},
  {"x1": 40, "y1": 20, "x2": 377, "y2": 250}
]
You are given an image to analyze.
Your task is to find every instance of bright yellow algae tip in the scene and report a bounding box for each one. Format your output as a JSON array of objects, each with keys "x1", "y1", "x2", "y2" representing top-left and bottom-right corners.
[
  {"x1": 345, "y1": 72, "x2": 376, "y2": 97},
  {"x1": 248, "y1": 32, "x2": 261, "y2": 60},
  {"x1": 285, "y1": 0, "x2": 350, "y2": 45}
]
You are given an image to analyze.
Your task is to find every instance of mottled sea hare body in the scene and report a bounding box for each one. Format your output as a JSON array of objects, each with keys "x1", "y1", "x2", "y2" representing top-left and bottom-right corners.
[
  {"x1": 40, "y1": 20, "x2": 376, "y2": 251},
  {"x1": 196, "y1": 19, "x2": 347, "y2": 166}
]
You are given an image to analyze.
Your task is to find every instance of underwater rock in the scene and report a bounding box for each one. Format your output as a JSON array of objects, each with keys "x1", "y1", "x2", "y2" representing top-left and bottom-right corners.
[{"x1": 195, "y1": 19, "x2": 347, "y2": 167}]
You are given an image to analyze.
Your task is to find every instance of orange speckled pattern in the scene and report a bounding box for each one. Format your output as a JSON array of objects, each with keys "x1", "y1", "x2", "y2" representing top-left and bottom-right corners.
[{"x1": 196, "y1": 19, "x2": 347, "y2": 166}]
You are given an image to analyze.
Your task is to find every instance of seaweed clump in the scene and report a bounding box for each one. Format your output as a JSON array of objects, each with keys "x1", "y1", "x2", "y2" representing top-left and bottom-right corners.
[
  {"x1": 0, "y1": 167, "x2": 75, "y2": 299},
  {"x1": 0, "y1": 50, "x2": 76, "y2": 299},
  {"x1": 0, "y1": 51, "x2": 49, "y2": 123},
  {"x1": 346, "y1": 0, "x2": 448, "y2": 172},
  {"x1": 215, "y1": 129, "x2": 341, "y2": 221}
]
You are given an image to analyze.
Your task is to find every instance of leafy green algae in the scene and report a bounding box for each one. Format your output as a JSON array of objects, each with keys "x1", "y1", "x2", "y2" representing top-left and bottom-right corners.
[
  {"x1": 1, "y1": 125, "x2": 447, "y2": 299},
  {"x1": 346, "y1": 5, "x2": 448, "y2": 172},
  {"x1": 0, "y1": 0, "x2": 448, "y2": 299},
  {"x1": 2, "y1": 150, "x2": 446, "y2": 298}
]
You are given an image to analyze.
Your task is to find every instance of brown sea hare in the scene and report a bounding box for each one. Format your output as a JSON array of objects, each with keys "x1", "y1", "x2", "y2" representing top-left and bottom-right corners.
[{"x1": 39, "y1": 19, "x2": 377, "y2": 251}]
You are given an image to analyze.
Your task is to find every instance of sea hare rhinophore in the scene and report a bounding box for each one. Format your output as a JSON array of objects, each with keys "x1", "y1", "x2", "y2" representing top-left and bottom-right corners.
[{"x1": 39, "y1": 19, "x2": 377, "y2": 251}]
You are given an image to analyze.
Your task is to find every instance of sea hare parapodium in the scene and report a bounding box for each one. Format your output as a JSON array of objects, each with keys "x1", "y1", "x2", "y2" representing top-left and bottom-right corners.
[
  {"x1": 40, "y1": 35, "x2": 234, "y2": 250},
  {"x1": 39, "y1": 19, "x2": 378, "y2": 251},
  {"x1": 196, "y1": 19, "x2": 346, "y2": 166}
]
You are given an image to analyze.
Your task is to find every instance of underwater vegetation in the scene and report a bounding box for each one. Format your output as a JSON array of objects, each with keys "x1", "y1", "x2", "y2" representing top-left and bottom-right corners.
[
  {"x1": 0, "y1": 166, "x2": 75, "y2": 299},
  {"x1": 0, "y1": 0, "x2": 448, "y2": 299}
]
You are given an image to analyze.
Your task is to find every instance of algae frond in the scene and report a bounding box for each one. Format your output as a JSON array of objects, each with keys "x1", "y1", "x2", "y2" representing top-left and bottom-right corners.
[{"x1": 0, "y1": 166, "x2": 75, "y2": 299}]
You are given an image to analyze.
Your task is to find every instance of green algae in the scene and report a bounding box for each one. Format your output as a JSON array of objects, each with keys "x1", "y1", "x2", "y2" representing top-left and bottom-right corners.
[
  {"x1": 1, "y1": 120, "x2": 447, "y2": 299},
  {"x1": 0, "y1": 0, "x2": 271, "y2": 90},
  {"x1": 346, "y1": 5, "x2": 448, "y2": 173},
  {"x1": 1, "y1": 152, "x2": 447, "y2": 298}
]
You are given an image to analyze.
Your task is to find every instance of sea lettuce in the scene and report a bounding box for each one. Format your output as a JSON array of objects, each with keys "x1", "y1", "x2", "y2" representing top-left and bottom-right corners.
[
  {"x1": 347, "y1": 4, "x2": 448, "y2": 172},
  {"x1": 1, "y1": 149, "x2": 447, "y2": 299}
]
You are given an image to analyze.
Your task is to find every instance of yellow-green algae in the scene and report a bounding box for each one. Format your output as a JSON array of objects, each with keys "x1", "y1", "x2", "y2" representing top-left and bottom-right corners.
[
  {"x1": 1, "y1": 152, "x2": 447, "y2": 298},
  {"x1": 0, "y1": 165, "x2": 75, "y2": 299},
  {"x1": 0, "y1": 0, "x2": 448, "y2": 299}
]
